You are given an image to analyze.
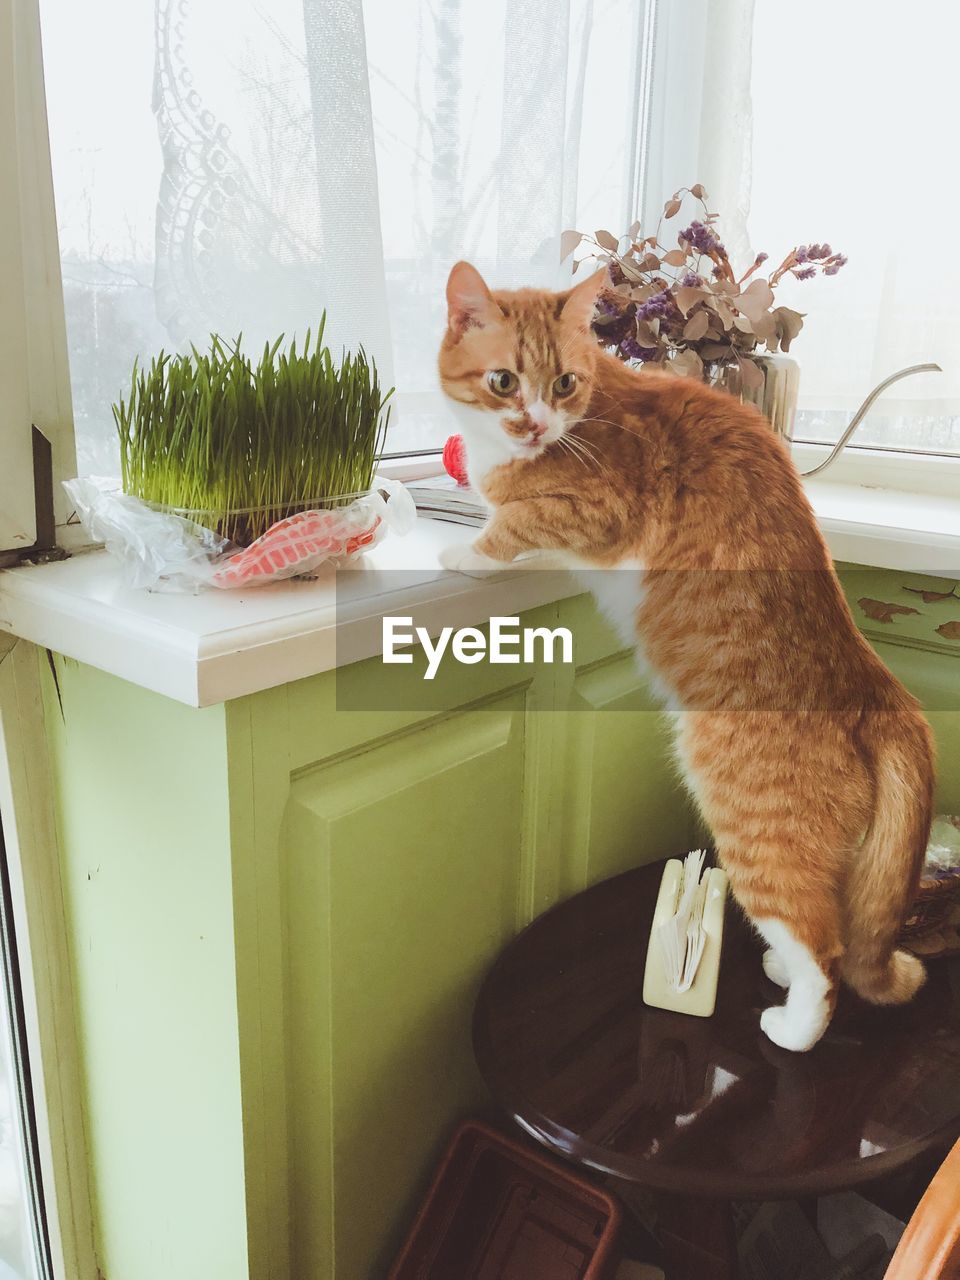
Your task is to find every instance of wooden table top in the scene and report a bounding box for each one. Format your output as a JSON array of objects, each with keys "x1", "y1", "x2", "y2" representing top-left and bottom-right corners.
[{"x1": 473, "y1": 858, "x2": 960, "y2": 1200}]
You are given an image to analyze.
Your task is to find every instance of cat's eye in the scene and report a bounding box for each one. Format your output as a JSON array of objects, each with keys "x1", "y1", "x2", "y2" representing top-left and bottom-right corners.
[
  {"x1": 553, "y1": 372, "x2": 577, "y2": 398},
  {"x1": 488, "y1": 369, "x2": 518, "y2": 396}
]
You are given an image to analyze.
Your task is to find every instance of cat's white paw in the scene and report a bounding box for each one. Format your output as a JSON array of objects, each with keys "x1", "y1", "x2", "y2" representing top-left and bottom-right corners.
[
  {"x1": 761, "y1": 948, "x2": 790, "y2": 988},
  {"x1": 760, "y1": 1003, "x2": 824, "y2": 1053},
  {"x1": 438, "y1": 543, "x2": 504, "y2": 576}
]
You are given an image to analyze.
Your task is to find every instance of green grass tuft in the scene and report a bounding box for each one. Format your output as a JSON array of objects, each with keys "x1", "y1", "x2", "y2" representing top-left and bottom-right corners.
[{"x1": 114, "y1": 318, "x2": 392, "y2": 545}]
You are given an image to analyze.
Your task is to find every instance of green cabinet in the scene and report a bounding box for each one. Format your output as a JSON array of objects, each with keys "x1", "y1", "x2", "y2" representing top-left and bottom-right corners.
[
  {"x1": 34, "y1": 581, "x2": 960, "y2": 1279},
  {"x1": 40, "y1": 595, "x2": 693, "y2": 1279}
]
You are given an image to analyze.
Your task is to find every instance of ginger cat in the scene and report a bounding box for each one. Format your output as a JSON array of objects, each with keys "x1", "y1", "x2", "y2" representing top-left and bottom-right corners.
[{"x1": 437, "y1": 260, "x2": 935, "y2": 1052}]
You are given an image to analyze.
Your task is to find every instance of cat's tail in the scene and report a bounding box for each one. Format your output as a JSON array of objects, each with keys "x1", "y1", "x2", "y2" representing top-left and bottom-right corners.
[{"x1": 841, "y1": 708, "x2": 935, "y2": 1005}]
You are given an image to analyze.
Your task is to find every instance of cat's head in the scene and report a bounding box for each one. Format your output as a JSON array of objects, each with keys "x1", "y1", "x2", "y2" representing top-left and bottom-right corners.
[{"x1": 438, "y1": 261, "x2": 602, "y2": 467}]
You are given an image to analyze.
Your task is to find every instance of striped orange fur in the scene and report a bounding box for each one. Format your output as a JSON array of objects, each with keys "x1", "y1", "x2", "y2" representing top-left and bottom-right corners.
[{"x1": 438, "y1": 261, "x2": 936, "y2": 1051}]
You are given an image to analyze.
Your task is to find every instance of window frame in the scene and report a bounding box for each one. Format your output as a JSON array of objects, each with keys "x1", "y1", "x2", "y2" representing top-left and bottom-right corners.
[
  {"x1": 0, "y1": 638, "x2": 96, "y2": 1280},
  {"x1": 0, "y1": 1, "x2": 38, "y2": 554},
  {"x1": 791, "y1": 440, "x2": 960, "y2": 498}
]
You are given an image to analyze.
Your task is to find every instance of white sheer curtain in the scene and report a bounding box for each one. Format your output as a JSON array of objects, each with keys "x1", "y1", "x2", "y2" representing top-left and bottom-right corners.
[
  {"x1": 642, "y1": 0, "x2": 755, "y2": 266},
  {"x1": 36, "y1": 0, "x2": 960, "y2": 473},
  {"x1": 747, "y1": 0, "x2": 960, "y2": 450},
  {"x1": 647, "y1": 0, "x2": 959, "y2": 453},
  {"x1": 40, "y1": 0, "x2": 647, "y2": 474}
]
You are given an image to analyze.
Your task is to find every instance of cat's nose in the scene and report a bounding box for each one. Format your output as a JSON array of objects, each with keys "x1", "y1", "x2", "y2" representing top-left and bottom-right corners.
[
  {"x1": 527, "y1": 398, "x2": 551, "y2": 433},
  {"x1": 529, "y1": 421, "x2": 547, "y2": 441}
]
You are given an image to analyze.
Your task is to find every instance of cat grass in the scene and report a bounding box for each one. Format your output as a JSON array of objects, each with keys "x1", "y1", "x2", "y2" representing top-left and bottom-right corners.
[{"x1": 114, "y1": 319, "x2": 392, "y2": 545}]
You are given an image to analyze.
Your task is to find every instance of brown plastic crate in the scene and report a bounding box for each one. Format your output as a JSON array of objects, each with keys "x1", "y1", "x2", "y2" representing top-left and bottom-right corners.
[{"x1": 389, "y1": 1119, "x2": 622, "y2": 1279}]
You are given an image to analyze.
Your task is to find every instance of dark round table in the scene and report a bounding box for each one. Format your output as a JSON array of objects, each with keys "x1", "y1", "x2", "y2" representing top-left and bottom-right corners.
[{"x1": 473, "y1": 858, "x2": 960, "y2": 1279}]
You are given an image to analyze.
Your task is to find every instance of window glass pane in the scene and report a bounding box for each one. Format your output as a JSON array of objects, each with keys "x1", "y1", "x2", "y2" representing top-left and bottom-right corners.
[
  {"x1": 0, "y1": 819, "x2": 49, "y2": 1280},
  {"x1": 41, "y1": 0, "x2": 159, "y2": 475},
  {"x1": 0, "y1": 995, "x2": 44, "y2": 1279},
  {"x1": 748, "y1": 0, "x2": 959, "y2": 454},
  {"x1": 41, "y1": 0, "x2": 643, "y2": 472}
]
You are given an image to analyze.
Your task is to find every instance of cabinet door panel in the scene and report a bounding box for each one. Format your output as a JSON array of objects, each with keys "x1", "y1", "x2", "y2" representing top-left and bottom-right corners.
[{"x1": 284, "y1": 694, "x2": 526, "y2": 1278}]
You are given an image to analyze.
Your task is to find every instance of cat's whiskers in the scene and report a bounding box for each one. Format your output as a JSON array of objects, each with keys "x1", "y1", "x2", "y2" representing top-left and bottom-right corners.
[
  {"x1": 555, "y1": 425, "x2": 592, "y2": 457},
  {"x1": 556, "y1": 431, "x2": 610, "y2": 473},
  {"x1": 554, "y1": 433, "x2": 596, "y2": 470},
  {"x1": 578, "y1": 414, "x2": 651, "y2": 441},
  {"x1": 553, "y1": 434, "x2": 583, "y2": 465},
  {"x1": 560, "y1": 440, "x2": 592, "y2": 468},
  {"x1": 563, "y1": 431, "x2": 603, "y2": 466}
]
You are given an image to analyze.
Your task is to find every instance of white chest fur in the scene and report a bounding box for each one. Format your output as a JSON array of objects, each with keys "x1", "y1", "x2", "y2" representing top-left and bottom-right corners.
[
  {"x1": 447, "y1": 401, "x2": 516, "y2": 502},
  {"x1": 578, "y1": 558, "x2": 647, "y2": 647},
  {"x1": 573, "y1": 557, "x2": 679, "y2": 713}
]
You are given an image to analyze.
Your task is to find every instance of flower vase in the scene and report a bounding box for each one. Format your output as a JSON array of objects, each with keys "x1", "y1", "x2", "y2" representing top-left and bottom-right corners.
[{"x1": 712, "y1": 354, "x2": 800, "y2": 443}]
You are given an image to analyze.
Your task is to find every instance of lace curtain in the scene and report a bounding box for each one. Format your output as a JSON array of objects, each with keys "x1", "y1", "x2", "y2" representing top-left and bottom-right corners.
[{"x1": 41, "y1": 0, "x2": 647, "y2": 473}]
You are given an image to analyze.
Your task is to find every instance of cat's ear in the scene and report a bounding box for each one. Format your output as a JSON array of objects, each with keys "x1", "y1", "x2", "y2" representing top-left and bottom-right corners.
[
  {"x1": 558, "y1": 268, "x2": 605, "y2": 331},
  {"x1": 446, "y1": 261, "x2": 501, "y2": 338}
]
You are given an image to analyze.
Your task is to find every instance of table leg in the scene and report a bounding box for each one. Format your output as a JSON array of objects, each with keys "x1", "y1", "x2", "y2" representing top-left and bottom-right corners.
[{"x1": 654, "y1": 1194, "x2": 738, "y2": 1280}]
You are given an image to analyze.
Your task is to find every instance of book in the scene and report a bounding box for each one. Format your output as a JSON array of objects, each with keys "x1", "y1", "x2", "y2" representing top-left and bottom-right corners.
[{"x1": 405, "y1": 475, "x2": 487, "y2": 527}]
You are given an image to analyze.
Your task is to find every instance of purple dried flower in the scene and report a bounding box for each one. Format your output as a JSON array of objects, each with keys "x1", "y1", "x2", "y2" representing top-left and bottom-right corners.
[
  {"x1": 581, "y1": 191, "x2": 843, "y2": 372},
  {"x1": 619, "y1": 336, "x2": 658, "y2": 361},
  {"x1": 638, "y1": 288, "x2": 674, "y2": 319},
  {"x1": 679, "y1": 220, "x2": 723, "y2": 255},
  {"x1": 822, "y1": 254, "x2": 847, "y2": 276}
]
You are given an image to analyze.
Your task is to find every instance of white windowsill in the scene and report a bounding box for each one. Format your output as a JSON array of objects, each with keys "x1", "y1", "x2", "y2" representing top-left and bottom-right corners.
[{"x1": 0, "y1": 478, "x2": 958, "y2": 708}]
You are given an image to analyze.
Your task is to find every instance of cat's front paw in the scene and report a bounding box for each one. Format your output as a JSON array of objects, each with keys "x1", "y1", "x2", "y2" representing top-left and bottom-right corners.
[
  {"x1": 760, "y1": 1003, "x2": 824, "y2": 1053},
  {"x1": 438, "y1": 543, "x2": 505, "y2": 577}
]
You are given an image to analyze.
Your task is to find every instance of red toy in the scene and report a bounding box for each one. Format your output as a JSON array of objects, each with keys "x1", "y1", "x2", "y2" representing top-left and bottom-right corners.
[{"x1": 442, "y1": 433, "x2": 469, "y2": 486}]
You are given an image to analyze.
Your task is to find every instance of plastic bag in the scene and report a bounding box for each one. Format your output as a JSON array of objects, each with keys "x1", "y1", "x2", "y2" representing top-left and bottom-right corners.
[
  {"x1": 926, "y1": 814, "x2": 960, "y2": 872},
  {"x1": 64, "y1": 476, "x2": 415, "y2": 593}
]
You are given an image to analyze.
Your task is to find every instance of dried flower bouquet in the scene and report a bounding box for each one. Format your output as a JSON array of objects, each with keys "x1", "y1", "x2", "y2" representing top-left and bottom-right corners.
[{"x1": 563, "y1": 184, "x2": 846, "y2": 388}]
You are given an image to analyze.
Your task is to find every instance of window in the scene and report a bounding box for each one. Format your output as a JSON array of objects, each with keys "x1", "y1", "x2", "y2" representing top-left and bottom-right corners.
[
  {"x1": 3, "y1": 0, "x2": 957, "y2": 546},
  {"x1": 40, "y1": 0, "x2": 650, "y2": 475},
  {"x1": 644, "y1": 0, "x2": 959, "y2": 459},
  {"x1": 750, "y1": 0, "x2": 959, "y2": 455}
]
